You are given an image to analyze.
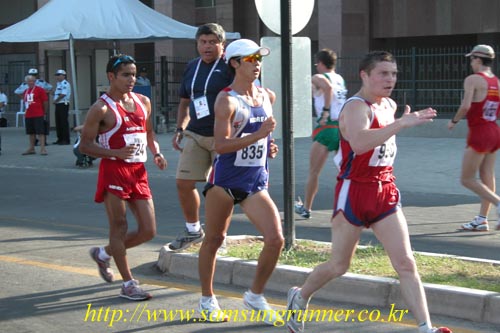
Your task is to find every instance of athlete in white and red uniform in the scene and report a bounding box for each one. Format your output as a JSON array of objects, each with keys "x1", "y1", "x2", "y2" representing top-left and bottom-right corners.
[
  {"x1": 95, "y1": 92, "x2": 150, "y2": 203},
  {"x1": 286, "y1": 51, "x2": 452, "y2": 333},
  {"x1": 449, "y1": 44, "x2": 500, "y2": 232},
  {"x1": 335, "y1": 96, "x2": 399, "y2": 227},
  {"x1": 79, "y1": 54, "x2": 167, "y2": 301}
]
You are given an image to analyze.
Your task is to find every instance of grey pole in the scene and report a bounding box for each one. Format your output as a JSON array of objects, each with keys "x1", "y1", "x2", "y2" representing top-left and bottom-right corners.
[{"x1": 280, "y1": 0, "x2": 295, "y2": 250}]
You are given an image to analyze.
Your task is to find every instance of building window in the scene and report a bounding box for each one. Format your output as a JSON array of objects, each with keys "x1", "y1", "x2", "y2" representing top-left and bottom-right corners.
[{"x1": 195, "y1": 0, "x2": 215, "y2": 8}]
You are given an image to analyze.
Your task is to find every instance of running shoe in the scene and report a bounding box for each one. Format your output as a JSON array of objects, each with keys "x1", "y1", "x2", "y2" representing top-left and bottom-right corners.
[
  {"x1": 286, "y1": 287, "x2": 306, "y2": 333},
  {"x1": 294, "y1": 202, "x2": 311, "y2": 219},
  {"x1": 89, "y1": 247, "x2": 114, "y2": 282},
  {"x1": 168, "y1": 227, "x2": 205, "y2": 251},
  {"x1": 460, "y1": 217, "x2": 489, "y2": 231},
  {"x1": 198, "y1": 296, "x2": 229, "y2": 322},
  {"x1": 243, "y1": 291, "x2": 283, "y2": 326},
  {"x1": 119, "y1": 279, "x2": 152, "y2": 301}
]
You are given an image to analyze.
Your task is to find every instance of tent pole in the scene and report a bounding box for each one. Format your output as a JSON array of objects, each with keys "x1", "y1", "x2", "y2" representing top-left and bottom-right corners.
[{"x1": 69, "y1": 35, "x2": 80, "y2": 126}]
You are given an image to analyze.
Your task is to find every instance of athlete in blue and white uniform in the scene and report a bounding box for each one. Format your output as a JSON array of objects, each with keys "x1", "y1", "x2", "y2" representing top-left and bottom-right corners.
[
  {"x1": 197, "y1": 39, "x2": 283, "y2": 324},
  {"x1": 207, "y1": 86, "x2": 272, "y2": 198}
]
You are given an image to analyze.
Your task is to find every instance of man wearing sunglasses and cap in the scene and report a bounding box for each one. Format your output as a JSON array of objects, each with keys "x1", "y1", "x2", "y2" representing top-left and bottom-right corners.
[
  {"x1": 80, "y1": 54, "x2": 167, "y2": 301},
  {"x1": 197, "y1": 39, "x2": 283, "y2": 324},
  {"x1": 449, "y1": 44, "x2": 500, "y2": 232}
]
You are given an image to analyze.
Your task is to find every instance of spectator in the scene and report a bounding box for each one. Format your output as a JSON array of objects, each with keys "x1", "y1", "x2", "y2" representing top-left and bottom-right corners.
[
  {"x1": 21, "y1": 75, "x2": 48, "y2": 156},
  {"x1": 135, "y1": 67, "x2": 151, "y2": 86},
  {"x1": 52, "y1": 69, "x2": 72, "y2": 145}
]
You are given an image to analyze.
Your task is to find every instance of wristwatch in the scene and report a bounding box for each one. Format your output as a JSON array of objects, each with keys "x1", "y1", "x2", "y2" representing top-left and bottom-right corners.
[{"x1": 176, "y1": 127, "x2": 184, "y2": 134}]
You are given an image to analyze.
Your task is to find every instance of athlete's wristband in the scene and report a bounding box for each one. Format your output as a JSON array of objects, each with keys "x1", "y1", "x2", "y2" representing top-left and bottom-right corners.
[
  {"x1": 451, "y1": 119, "x2": 458, "y2": 124},
  {"x1": 175, "y1": 127, "x2": 184, "y2": 133},
  {"x1": 154, "y1": 153, "x2": 164, "y2": 159}
]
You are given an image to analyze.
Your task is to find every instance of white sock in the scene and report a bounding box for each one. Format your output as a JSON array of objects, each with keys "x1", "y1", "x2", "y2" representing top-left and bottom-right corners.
[
  {"x1": 477, "y1": 215, "x2": 487, "y2": 223},
  {"x1": 186, "y1": 221, "x2": 201, "y2": 232},
  {"x1": 123, "y1": 280, "x2": 136, "y2": 287},
  {"x1": 98, "y1": 246, "x2": 111, "y2": 261},
  {"x1": 418, "y1": 322, "x2": 432, "y2": 333}
]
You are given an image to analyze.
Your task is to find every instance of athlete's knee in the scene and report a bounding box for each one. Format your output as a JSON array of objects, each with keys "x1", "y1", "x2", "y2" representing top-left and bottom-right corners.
[
  {"x1": 204, "y1": 233, "x2": 225, "y2": 250},
  {"x1": 321, "y1": 258, "x2": 349, "y2": 278},
  {"x1": 263, "y1": 233, "x2": 284, "y2": 251},
  {"x1": 391, "y1": 255, "x2": 418, "y2": 277},
  {"x1": 460, "y1": 176, "x2": 476, "y2": 188}
]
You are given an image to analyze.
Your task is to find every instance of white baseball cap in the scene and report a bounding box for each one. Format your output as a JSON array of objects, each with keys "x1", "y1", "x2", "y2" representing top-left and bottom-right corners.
[
  {"x1": 465, "y1": 44, "x2": 495, "y2": 59},
  {"x1": 28, "y1": 68, "x2": 38, "y2": 75},
  {"x1": 224, "y1": 39, "x2": 270, "y2": 64},
  {"x1": 55, "y1": 69, "x2": 66, "y2": 76}
]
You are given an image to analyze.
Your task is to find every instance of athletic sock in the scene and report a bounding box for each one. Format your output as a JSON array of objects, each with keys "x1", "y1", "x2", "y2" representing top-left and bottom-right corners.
[
  {"x1": 477, "y1": 215, "x2": 487, "y2": 223},
  {"x1": 186, "y1": 221, "x2": 201, "y2": 233},
  {"x1": 98, "y1": 246, "x2": 111, "y2": 261}
]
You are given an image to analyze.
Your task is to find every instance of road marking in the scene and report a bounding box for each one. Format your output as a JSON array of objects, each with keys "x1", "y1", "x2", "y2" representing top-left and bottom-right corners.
[{"x1": 0, "y1": 254, "x2": 477, "y2": 332}]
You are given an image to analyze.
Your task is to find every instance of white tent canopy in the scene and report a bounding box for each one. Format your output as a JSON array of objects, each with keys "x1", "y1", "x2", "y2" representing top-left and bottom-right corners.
[{"x1": 0, "y1": 0, "x2": 240, "y2": 124}]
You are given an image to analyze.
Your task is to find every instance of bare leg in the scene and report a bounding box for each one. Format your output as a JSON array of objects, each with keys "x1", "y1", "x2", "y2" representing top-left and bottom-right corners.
[
  {"x1": 303, "y1": 142, "x2": 331, "y2": 210},
  {"x1": 460, "y1": 147, "x2": 500, "y2": 207},
  {"x1": 24, "y1": 134, "x2": 36, "y2": 153},
  {"x1": 372, "y1": 209, "x2": 430, "y2": 325},
  {"x1": 240, "y1": 190, "x2": 284, "y2": 294},
  {"x1": 102, "y1": 192, "x2": 132, "y2": 281},
  {"x1": 198, "y1": 186, "x2": 233, "y2": 296},
  {"x1": 125, "y1": 199, "x2": 157, "y2": 249},
  {"x1": 176, "y1": 179, "x2": 200, "y2": 223},
  {"x1": 39, "y1": 134, "x2": 46, "y2": 154},
  {"x1": 477, "y1": 153, "x2": 496, "y2": 217},
  {"x1": 300, "y1": 213, "x2": 362, "y2": 299}
]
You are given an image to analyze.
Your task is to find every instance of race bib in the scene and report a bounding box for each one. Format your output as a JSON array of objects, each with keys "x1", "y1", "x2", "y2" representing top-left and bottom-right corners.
[
  {"x1": 482, "y1": 100, "x2": 499, "y2": 121},
  {"x1": 234, "y1": 134, "x2": 267, "y2": 167},
  {"x1": 368, "y1": 136, "x2": 397, "y2": 167},
  {"x1": 193, "y1": 96, "x2": 210, "y2": 119},
  {"x1": 123, "y1": 132, "x2": 147, "y2": 163}
]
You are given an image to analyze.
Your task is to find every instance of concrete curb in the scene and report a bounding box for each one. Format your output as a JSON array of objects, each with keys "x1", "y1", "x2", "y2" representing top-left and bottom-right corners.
[{"x1": 157, "y1": 236, "x2": 500, "y2": 326}]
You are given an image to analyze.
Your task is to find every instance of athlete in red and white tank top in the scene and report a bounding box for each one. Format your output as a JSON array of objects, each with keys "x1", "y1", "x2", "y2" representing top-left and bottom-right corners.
[
  {"x1": 98, "y1": 92, "x2": 148, "y2": 163},
  {"x1": 466, "y1": 72, "x2": 500, "y2": 127},
  {"x1": 337, "y1": 96, "x2": 397, "y2": 184}
]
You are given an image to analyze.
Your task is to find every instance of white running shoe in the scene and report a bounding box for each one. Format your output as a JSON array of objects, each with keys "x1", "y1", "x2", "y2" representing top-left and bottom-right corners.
[
  {"x1": 242, "y1": 291, "x2": 283, "y2": 326},
  {"x1": 285, "y1": 287, "x2": 306, "y2": 333},
  {"x1": 198, "y1": 296, "x2": 228, "y2": 322},
  {"x1": 461, "y1": 216, "x2": 489, "y2": 231}
]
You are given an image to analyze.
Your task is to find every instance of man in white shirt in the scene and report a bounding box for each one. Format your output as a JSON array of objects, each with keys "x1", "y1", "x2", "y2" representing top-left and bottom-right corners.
[{"x1": 52, "y1": 69, "x2": 72, "y2": 145}]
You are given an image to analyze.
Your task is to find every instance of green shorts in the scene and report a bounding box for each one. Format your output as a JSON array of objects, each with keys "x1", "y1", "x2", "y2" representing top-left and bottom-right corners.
[{"x1": 312, "y1": 120, "x2": 339, "y2": 152}]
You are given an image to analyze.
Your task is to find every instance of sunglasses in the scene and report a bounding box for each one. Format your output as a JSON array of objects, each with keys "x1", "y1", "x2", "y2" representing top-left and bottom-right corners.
[
  {"x1": 112, "y1": 55, "x2": 136, "y2": 69},
  {"x1": 239, "y1": 54, "x2": 263, "y2": 63}
]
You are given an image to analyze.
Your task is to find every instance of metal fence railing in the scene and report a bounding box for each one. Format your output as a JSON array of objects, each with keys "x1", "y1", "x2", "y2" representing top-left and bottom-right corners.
[
  {"x1": 2, "y1": 45, "x2": 497, "y2": 128},
  {"x1": 337, "y1": 45, "x2": 500, "y2": 117}
]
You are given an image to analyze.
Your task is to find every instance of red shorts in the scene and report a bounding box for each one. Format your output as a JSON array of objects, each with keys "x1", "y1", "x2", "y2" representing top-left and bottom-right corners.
[
  {"x1": 95, "y1": 159, "x2": 152, "y2": 203},
  {"x1": 467, "y1": 124, "x2": 500, "y2": 153},
  {"x1": 333, "y1": 179, "x2": 400, "y2": 228}
]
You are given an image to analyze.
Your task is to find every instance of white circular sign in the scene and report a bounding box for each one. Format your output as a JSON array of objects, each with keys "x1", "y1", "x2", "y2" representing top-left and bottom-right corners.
[{"x1": 254, "y1": 0, "x2": 315, "y2": 35}]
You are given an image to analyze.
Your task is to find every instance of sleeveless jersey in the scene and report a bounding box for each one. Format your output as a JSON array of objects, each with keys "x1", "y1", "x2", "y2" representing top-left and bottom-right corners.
[
  {"x1": 98, "y1": 92, "x2": 148, "y2": 163},
  {"x1": 467, "y1": 72, "x2": 500, "y2": 127},
  {"x1": 337, "y1": 96, "x2": 397, "y2": 183},
  {"x1": 313, "y1": 72, "x2": 347, "y2": 120},
  {"x1": 208, "y1": 87, "x2": 273, "y2": 193}
]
